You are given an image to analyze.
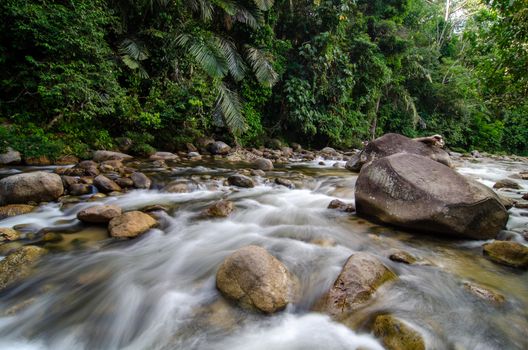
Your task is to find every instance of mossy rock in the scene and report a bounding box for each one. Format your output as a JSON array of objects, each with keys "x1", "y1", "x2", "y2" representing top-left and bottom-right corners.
[
  {"x1": 373, "y1": 314, "x2": 426, "y2": 350},
  {"x1": 0, "y1": 246, "x2": 47, "y2": 291}
]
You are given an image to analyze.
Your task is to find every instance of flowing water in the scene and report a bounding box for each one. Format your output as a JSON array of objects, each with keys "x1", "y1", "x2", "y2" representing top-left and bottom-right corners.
[{"x1": 0, "y1": 157, "x2": 527, "y2": 350}]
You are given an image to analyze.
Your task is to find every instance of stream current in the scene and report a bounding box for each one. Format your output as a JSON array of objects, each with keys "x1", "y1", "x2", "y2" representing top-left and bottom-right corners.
[{"x1": 0, "y1": 157, "x2": 526, "y2": 350}]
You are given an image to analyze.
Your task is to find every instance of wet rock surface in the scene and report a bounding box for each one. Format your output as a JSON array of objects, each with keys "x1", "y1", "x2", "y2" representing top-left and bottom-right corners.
[
  {"x1": 373, "y1": 314, "x2": 426, "y2": 350},
  {"x1": 355, "y1": 153, "x2": 508, "y2": 239},
  {"x1": 108, "y1": 211, "x2": 157, "y2": 238},
  {"x1": 0, "y1": 172, "x2": 64, "y2": 205},
  {"x1": 0, "y1": 246, "x2": 47, "y2": 291},
  {"x1": 216, "y1": 245, "x2": 297, "y2": 313},
  {"x1": 482, "y1": 241, "x2": 528, "y2": 269},
  {"x1": 77, "y1": 204, "x2": 122, "y2": 223}
]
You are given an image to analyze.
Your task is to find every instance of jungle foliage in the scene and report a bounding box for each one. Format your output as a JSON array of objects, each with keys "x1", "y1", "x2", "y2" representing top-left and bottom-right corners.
[{"x1": 0, "y1": 0, "x2": 526, "y2": 157}]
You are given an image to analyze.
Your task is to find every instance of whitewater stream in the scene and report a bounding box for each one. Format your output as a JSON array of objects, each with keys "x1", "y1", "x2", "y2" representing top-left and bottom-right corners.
[{"x1": 0, "y1": 157, "x2": 527, "y2": 350}]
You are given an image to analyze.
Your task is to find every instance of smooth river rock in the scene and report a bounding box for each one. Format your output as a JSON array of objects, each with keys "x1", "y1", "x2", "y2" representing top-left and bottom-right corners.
[
  {"x1": 93, "y1": 175, "x2": 121, "y2": 193},
  {"x1": 208, "y1": 141, "x2": 231, "y2": 155},
  {"x1": 314, "y1": 252, "x2": 396, "y2": 319},
  {"x1": 108, "y1": 211, "x2": 157, "y2": 238},
  {"x1": 355, "y1": 153, "x2": 509, "y2": 239},
  {"x1": 0, "y1": 204, "x2": 35, "y2": 219},
  {"x1": 0, "y1": 246, "x2": 47, "y2": 291},
  {"x1": 0, "y1": 171, "x2": 64, "y2": 205},
  {"x1": 482, "y1": 241, "x2": 528, "y2": 269},
  {"x1": 77, "y1": 204, "x2": 122, "y2": 223},
  {"x1": 227, "y1": 175, "x2": 255, "y2": 188},
  {"x1": 373, "y1": 314, "x2": 426, "y2": 350},
  {"x1": 216, "y1": 245, "x2": 297, "y2": 313},
  {"x1": 0, "y1": 148, "x2": 21, "y2": 165},
  {"x1": 203, "y1": 200, "x2": 234, "y2": 218},
  {"x1": 93, "y1": 150, "x2": 133, "y2": 162},
  {"x1": 254, "y1": 158, "x2": 274, "y2": 171},
  {"x1": 346, "y1": 133, "x2": 452, "y2": 172}
]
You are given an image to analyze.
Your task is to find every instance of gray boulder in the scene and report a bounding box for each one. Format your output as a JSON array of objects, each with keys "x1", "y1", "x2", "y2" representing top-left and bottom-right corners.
[
  {"x1": 208, "y1": 141, "x2": 231, "y2": 155},
  {"x1": 131, "y1": 172, "x2": 151, "y2": 189},
  {"x1": 0, "y1": 148, "x2": 21, "y2": 165},
  {"x1": 346, "y1": 133, "x2": 452, "y2": 172},
  {"x1": 0, "y1": 171, "x2": 64, "y2": 205},
  {"x1": 355, "y1": 153, "x2": 508, "y2": 239}
]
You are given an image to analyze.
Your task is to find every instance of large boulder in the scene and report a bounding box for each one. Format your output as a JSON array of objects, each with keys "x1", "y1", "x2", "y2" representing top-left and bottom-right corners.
[
  {"x1": 482, "y1": 241, "x2": 528, "y2": 269},
  {"x1": 0, "y1": 246, "x2": 47, "y2": 291},
  {"x1": 93, "y1": 150, "x2": 133, "y2": 162},
  {"x1": 216, "y1": 245, "x2": 297, "y2": 313},
  {"x1": 77, "y1": 204, "x2": 122, "y2": 223},
  {"x1": 108, "y1": 211, "x2": 157, "y2": 238},
  {"x1": 0, "y1": 148, "x2": 21, "y2": 165},
  {"x1": 346, "y1": 133, "x2": 452, "y2": 172},
  {"x1": 355, "y1": 153, "x2": 508, "y2": 239},
  {"x1": 314, "y1": 252, "x2": 396, "y2": 320},
  {"x1": 0, "y1": 171, "x2": 64, "y2": 205}
]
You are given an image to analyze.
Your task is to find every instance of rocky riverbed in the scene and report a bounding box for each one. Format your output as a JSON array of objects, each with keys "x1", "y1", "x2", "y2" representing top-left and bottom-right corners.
[{"x1": 0, "y1": 139, "x2": 527, "y2": 350}]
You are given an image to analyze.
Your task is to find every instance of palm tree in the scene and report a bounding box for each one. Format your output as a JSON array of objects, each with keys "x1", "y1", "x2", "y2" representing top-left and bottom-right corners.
[{"x1": 115, "y1": 0, "x2": 278, "y2": 136}]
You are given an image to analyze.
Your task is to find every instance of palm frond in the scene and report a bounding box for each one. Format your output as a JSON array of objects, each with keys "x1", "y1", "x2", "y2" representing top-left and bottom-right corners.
[
  {"x1": 233, "y1": 7, "x2": 259, "y2": 29},
  {"x1": 245, "y1": 46, "x2": 278, "y2": 87},
  {"x1": 401, "y1": 89, "x2": 424, "y2": 128},
  {"x1": 187, "y1": 0, "x2": 214, "y2": 21},
  {"x1": 119, "y1": 38, "x2": 149, "y2": 61},
  {"x1": 252, "y1": 0, "x2": 274, "y2": 11},
  {"x1": 176, "y1": 34, "x2": 228, "y2": 78},
  {"x1": 216, "y1": 84, "x2": 247, "y2": 134},
  {"x1": 217, "y1": 37, "x2": 247, "y2": 81}
]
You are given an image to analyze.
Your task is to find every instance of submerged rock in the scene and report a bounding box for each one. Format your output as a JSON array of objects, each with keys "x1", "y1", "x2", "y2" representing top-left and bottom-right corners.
[
  {"x1": 0, "y1": 204, "x2": 35, "y2": 219},
  {"x1": 149, "y1": 152, "x2": 178, "y2": 161},
  {"x1": 108, "y1": 211, "x2": 157, "y2": 238},
  {"x1": 0, "y1": 246, "x2": 47, "y2": 291},
  {"x1": 346, "y1": 133, "x2": 452, "y2": 172},
  {"x1": 314, "y1": 252, "x2": 396, "y2": 320},
  {"x1": 203, "y1": 200, "x2": 234, "y2": 218},
  {"x1": 216, "y1": 245, "x2": 297, "y2": 313},
  {"x1": 355, "y1": 153, "x2": 508, "y2": 239},
  {"x1": 389, "y1": 250, "x2": 417, "y2": 264},
  {"x1": 463, "y1": 282, "x2": 505, "y2": 304},
  {"x1": 493, "y1": 178, "x2": 522, "y2": 190},
  {"x1": 227, "y1": 174, "x2": 255, "y2": 188},
  {"x1": 482, "y1": 241, "x2": 528, "y2": 269},
  {"x1": 0, "y1": 171, "x2": 64, "y2": 205},
  {"x1": 327, "y1": 199, "x2": 355, "y2": 212},
  {"x1": 77, "y1": 204, "x2": 122, "y2": 223},
  {"x1": 0, "y1": 228, "x2": 20, "y2": 242},
  {"x1": 373, "y1": 314, "x2": 426, "y2": 350},
  {"x1": 275, "y1": 178, "x2": 294, "y2": 188}
]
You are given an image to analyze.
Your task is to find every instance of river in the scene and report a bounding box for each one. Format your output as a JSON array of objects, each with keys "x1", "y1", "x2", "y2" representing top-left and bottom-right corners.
[{"x1": 0, "y1": 156, "x2": 526, "y2": 350}]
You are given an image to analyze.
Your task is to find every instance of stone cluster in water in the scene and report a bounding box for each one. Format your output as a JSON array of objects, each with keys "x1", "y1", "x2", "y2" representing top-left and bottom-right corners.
[{"x1": 0, "y1": 135, "x2": 527, "y2": 349}]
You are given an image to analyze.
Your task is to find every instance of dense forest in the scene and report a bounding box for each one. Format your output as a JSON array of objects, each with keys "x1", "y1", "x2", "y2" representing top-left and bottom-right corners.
[{"x1": 0, "y1": 0, "x2": 526, "y2": 158}]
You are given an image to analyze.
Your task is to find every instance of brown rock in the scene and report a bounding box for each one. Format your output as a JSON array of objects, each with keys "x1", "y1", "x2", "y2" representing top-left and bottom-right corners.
[
  {"x1": 227, "y1": 174, "x2": 255, "y2": 188},
  {"x1": 204, "y1": 200, "x2": 234, "y2": 217},
  {"x1": 54, "y1": 155, "x2": 79, "y2": 165},
  {"x1": 463, "y1": 282, "x2": 505, "y2": 304},
  {"x1": 482, "y1": 241, "x2": 528, "y2": 269},
  {"x1": 254, "y1": 158, "x2": 274, "y2": 171},
  {"x1": 93, "y1": 175, "x2": 121, "y2": 193},
  {"x1": 328, "y1": 199, "x2": 355, "y2": 212},
  {"x1": 115, "y1": 177, "x2": 134, "y2": 188},
  {"x1": 77, "y1": 204, "x2": 122, "y2": 223},
  {"x1": 0, "y1": 228, "x2": 20, "y2": 242},
  {"x1": 149, "y1": 152, "x2": 178, "y2": 161},
  {"x1": 69, "y1": 184, "x2": 92, "y2": 196},
  {"x1": 0, "y1": 204, "x2": 35, "y2": 219},
  {"x1": 108, "y1": 211, "x2": 157, "y2": 238},
  {"x1": 373, "y1": 314, "x2": 426, "y2": 350},
  {"x1": 93, "y1": 150, "x2": 133, "y2": 162},
  {"x1": 216, "y1": 245, "x2": 296, "y2": 313},
  {"x1": 314, "y1": 252, "x2": 396, "y2": 319},
  {"x1": 493, "y1": 179, "x2": 522, "y2": 190},
  {"x1": 389, "y1": 250, "x2": 417, "y2": 264},
  {"x1": 0, "y1": 246, "x2": 47, "y2": 291},
  {"x1": 24, "y1": 155, "x2": 51, "y2": 166}
]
